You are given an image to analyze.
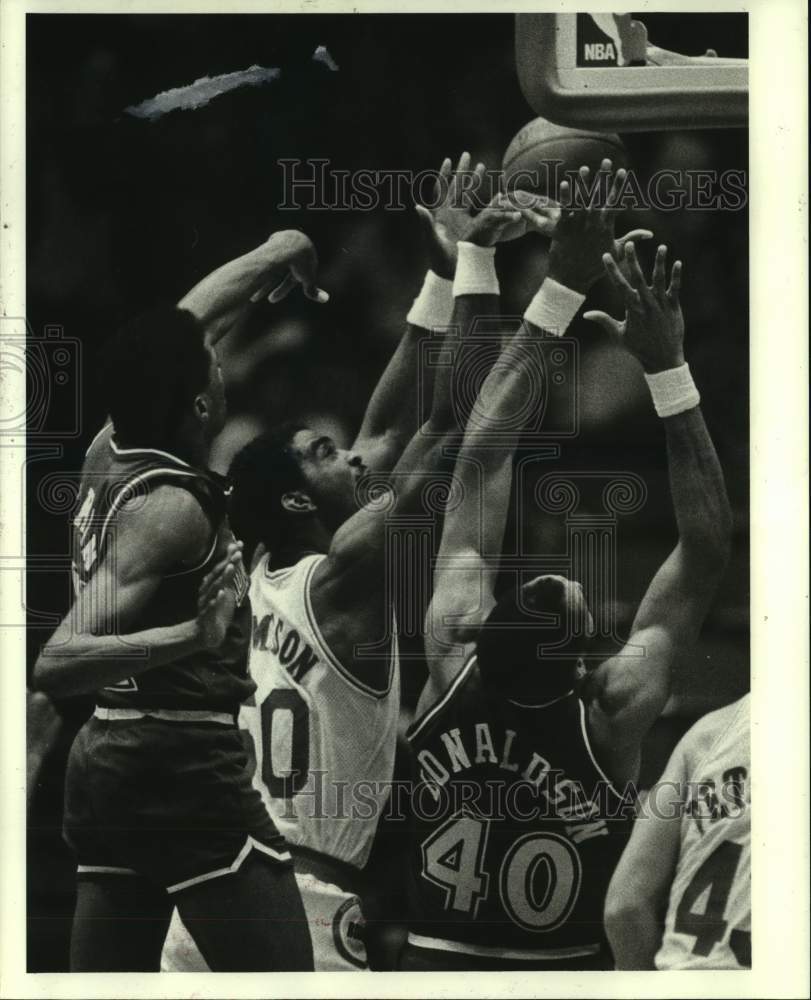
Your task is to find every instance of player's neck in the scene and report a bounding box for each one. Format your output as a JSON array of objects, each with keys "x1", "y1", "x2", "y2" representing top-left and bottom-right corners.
[
  {"x1": 271, "y1": 520, "x2": 332, "y2": 568},
  {"x1": 164, "y1": 426, "x2": 209, "y2": 469}
]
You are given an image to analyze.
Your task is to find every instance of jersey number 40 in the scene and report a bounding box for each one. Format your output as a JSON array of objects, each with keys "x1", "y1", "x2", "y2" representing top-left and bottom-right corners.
[{"x1": 422, "y1": 810, "x2": 582, "y2": 932}]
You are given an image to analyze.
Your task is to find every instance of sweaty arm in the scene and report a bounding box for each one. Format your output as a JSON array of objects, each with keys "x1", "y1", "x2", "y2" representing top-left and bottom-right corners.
[
  {"x1": 582, "y1": 244, "x2": 732, "y2": 776},
  {"x1": 351, "y1": 276, "x2": 452, "y2": 474},
  {"x1": 604, "y1": 739, "x2": 688, "y2": 968},
  {"x1": 32, "y1": 488, "x2": 219, "y2": 698},
  {"x1": 419, "y1": 274, "x2": 588, "y2": 713},
  {"x1": 585, "y1": 408, "x2": 732, "y2": 770},
  {"x1": 352, "y1": 155, "x2": 509, "y2": 472},
  {"x1": 178, "y1": 230, "x2": 327, "y2": 346}
]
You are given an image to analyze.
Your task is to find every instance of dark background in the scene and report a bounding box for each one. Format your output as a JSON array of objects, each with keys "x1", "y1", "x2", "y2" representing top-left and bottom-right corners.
[{"x1": 26, "y1": 12, "x2": 748, "y2": 971}]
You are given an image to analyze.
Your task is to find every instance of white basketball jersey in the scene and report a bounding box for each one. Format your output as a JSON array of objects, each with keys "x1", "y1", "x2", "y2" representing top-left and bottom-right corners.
[
  {"x1": 240, "y1": 552, "x2": 400, "y2": 870},
  {"x1": 656, "y1": 694, "x2": 751, "y2": 970}
]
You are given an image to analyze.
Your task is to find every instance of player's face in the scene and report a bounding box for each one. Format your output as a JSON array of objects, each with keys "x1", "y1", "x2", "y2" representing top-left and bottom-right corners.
[{"x1": 290, "y1": 428, "x2": 368, "y2": 524}]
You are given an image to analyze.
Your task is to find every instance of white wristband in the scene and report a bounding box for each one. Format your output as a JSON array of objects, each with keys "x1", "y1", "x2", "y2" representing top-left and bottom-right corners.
[
  {"x1": 453, "y1": 242, "x2": 499, "y2": 297},
  {"x1": 644, "y1": 363, "x2": 701, "y2": 418},
  {"x1": 523, "y1": 278, "x2": 585, "y2": 337},
  {"x1": 406, "y1": 270, "x2": 454, "y2": 329}
]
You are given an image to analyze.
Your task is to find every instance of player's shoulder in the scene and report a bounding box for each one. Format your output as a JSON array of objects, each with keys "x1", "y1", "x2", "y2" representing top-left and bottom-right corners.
[
  {"x1": 678, "y1": 694, "x2": 750, "y2": 769},
  {"x1": 408, "y1": 653, "x2": 480, "y2": 742},
  {"x1": 117, "y1": 482, "x2": 214, "y2": 565}
]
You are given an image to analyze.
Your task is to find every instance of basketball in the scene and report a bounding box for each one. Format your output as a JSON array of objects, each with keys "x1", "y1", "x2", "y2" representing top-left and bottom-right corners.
[{"x1": 502, "y1": 116, "x2": 628, "y2": 197}]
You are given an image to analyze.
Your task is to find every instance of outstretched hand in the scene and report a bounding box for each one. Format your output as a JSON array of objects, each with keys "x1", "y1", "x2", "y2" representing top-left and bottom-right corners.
[
  {"x1": 530, "y1": 160, "x2": 652, "y2": 293},
  {"x1": 415, "y1": 153, "x2": 487, "y2": 276},
  {"x1": 196, "y1": 541, "x2": 244, "y2": 649},
  {"x1": 583, "y1": 243, "x2": 685, "y2": 373},
  {"x1": 415, "y1": 153, "x2": 540, "y2": 275},
  {"x1": 250, "y1": 230, "x2": 329, "y2": 306}
]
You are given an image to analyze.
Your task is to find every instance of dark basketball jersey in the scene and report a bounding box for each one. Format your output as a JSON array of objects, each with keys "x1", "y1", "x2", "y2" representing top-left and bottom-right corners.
[
  {"x1": 405, "y1": 656, "x2": 634, "y2": 958},
  {"x1": 71, "y1": 422, "x2": 253, "y2": 712}
]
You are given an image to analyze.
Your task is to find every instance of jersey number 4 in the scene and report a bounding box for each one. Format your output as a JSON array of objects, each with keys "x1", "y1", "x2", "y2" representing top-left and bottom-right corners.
[
  {"x1": 422, "y1": 811, "x2": 582, "y2": 932},
  {"x1": 674, "y1": 839, "x2": 751, "y2": 965}
]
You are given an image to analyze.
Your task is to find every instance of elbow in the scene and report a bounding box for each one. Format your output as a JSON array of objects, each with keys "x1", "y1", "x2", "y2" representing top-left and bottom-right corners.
[
  {"x1": 32, "y1": 648, "x2": 73, "y2": 699},
  {"x1": 604, "y1": 893, "x2": 638, "y2": 932},
  {"x1": 604, "y1": 891, "x2": 651, "y2": 948},
  {"x1": 31, "y1": 652, "x2": 60, "y2": 697}
]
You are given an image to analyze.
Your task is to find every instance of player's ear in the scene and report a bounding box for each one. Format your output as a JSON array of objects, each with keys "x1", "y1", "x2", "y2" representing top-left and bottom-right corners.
[
  {"x1": 281, "y1": 490, "x2": 317, "y2": 514},
  {"x1": 193, "y1": 393, "x2": 210, "y2": 423}
]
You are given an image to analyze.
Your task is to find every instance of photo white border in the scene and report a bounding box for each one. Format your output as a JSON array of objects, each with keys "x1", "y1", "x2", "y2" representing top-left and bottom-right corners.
[{"x1": 1, "y1": 1, "x2": 808, "y2": 997}]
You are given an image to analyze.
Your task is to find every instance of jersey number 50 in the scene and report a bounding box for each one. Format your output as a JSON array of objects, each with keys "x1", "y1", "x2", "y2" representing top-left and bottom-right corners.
[{"x1": 422, "y1": 811, "x2": 582, "y2": 932}]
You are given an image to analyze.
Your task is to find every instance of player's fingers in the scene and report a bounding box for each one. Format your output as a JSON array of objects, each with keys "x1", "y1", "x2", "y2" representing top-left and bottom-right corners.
[
  {"x1": 464, "y1": 161, "x2": 486, "y2": 208},
  {"x1": 455, "y1": 152, "x2": 472, "y2": 202},
  {"x1": 616, "y1": 228, "x2": 653, "y2": 247},
  {"x1": 666, "y1": 259, "x2": 683, "y2": 301},
  {"x1": 622, "y1": 241, "x2": 648, "y2": 290},
  {"x1": 602, "y1": 167, "x2": 628, "y2": 219},
  {"x1": 434, "y1": 156, "x2": 452, "y2": 204},
  {"x1": 455, "y1": 151, "x2": 471, "y2": 178},
  {"x1": 603, "y1": 252, "x2": 642, "y2": 306},
  {"x1": 303, "y1": 284, "x2": 330, "y2": 304},
  {"x1": 249, "y1": 280, "x2": 275, "y2": 304},
  {"x1": 480, "y1": 207, "x2": 522, "y2": 228},
  {"x1": 206, "y1": 588, "x2": 226, "y2": 615},
  {"x1": 651, "y1": 244, "x2": 668, "y2": 295},
  {"x1": 267, "y1": 272, "x2": 298, "y2": 304},
  {"x1": 519, "y1": 207, "x2": 555, "y2": 238},
  {"x1": 446, "y1": 172, "x2": 460, "y2": 210},
  {"x1": 583, "y1": 310, "x2": 624, "y2": 339},
  {"x1": 559, "y1": 179, "x2": 572, "y2": 211},
  {"x1": 577, "y1": 165, "x2": 593, "y2": 209}
]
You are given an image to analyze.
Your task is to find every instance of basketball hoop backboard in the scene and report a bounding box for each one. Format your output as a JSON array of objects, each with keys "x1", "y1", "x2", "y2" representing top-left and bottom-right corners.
[{"x1": 516, "y1": 13, "x2": 748, "y2": 132}]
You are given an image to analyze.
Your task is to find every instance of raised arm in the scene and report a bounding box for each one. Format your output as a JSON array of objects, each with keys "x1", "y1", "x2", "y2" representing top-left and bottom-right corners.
[
  {"x1": 178, "y1": 229, "x2": 328, "y2": 346},
  {"x1": 582, "y1": 245, "x2": 732, "y2": 767},
  {"x1": 352, "y1": 154, "x2": 523, "y2": 470},
  {"x1": 420, "y1": 168, "x2": 636, "y2": 709},
  {"x1": 32, "y1": 489, "x2": 242, "y2": 698}
]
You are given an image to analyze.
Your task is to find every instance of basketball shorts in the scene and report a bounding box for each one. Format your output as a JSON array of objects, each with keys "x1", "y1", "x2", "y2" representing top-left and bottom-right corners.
[
  {"x1": 398, "y1": 934, "x2": 613, "y2": 971},
  {"x1": 161, "y1": 870, "x2": 368, "y2": 971},
  {"x1": 63, "y1": 714, "x2": 291, "y2": 892}
]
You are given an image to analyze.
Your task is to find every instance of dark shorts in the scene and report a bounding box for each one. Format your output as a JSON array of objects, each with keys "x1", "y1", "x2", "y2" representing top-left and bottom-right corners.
[
  {"x1": 398, "y1": 939, "x2": 614, "y2": 972},
  {"x1": 63, "y1": 715, "x2": 291, "y2": 893}
]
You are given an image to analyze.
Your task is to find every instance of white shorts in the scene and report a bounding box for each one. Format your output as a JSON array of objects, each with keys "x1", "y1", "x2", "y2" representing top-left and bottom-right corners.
[{"x1": 161, "y1": 871, "x2": 368, "y2": 972}]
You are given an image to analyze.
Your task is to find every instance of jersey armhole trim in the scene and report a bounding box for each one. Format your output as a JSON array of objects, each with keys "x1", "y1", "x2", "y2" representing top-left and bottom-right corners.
[
  {"x1": 578, "y1": 698, "x2": 626, "y2": 801},
  {"x1": 85, "y1": 420, "x2": 114, "y2": 458},
  {"x1": 688, "y1": 710, "x2": 747, "y2": 783},
  {"x1": 407, "y1": 654, "x2": 477, "y2": 742},
  {"x1": 302, "y1": 556, "x2": 395, "y2": 700}
]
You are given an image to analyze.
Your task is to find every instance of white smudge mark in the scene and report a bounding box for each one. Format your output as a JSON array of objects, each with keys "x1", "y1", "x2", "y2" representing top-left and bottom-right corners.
[
  {"x1": 312, "y1": 45, "x2": 339, "y2": 71},
  {"x1": 125, "y1": 64, "x2": 281, "y2": 121}
]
